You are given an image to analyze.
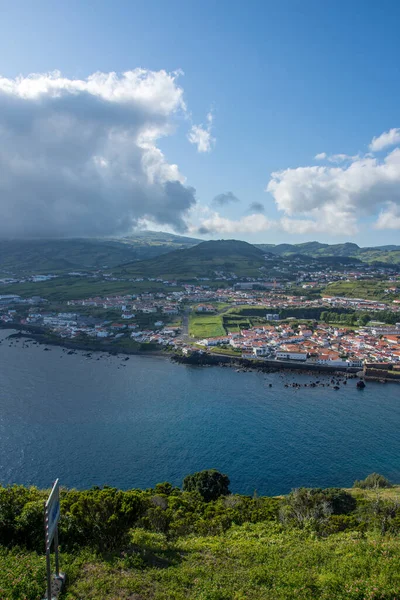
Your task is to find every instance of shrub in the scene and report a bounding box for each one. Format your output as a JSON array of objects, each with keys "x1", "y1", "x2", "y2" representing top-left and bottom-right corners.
[
  {"x1": 353, "y1": 473, "x2": 393, "y2": 489},
  {"x1": 62, "y1": 487, "x2": 147, "y2": 552},
  {"x1": 183, "y1": 470, "x2": 230, "y2": 502},
  {"x1": 280, "y1": 488, "x2": 356, "y2": 532},
  {"x1": 0, "y1": 485, "x2": 44, "y2": 547},
  {"x1": 15, "y1": 501, "x2": 45, "y2": 551}
]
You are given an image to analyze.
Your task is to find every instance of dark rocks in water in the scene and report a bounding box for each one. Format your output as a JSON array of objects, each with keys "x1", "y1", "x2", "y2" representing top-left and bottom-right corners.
[
  {"x1": 67, "y1": 350, "x2": 74, "y2": 355},
  {"x1": 269, "y1": 383, "x2": 272, "y2": 387},
  {"x1": 124, "y1": 357, "x2": 129, "y2": 361},
  {"x1": 333, "y1": 386, "x2": 340, "y2": 390},
  {"x1": 356, "y1": 380, "x2": 366, "y2": 389},
  {"x1": 44, "y1": 348, "x2": 51, "y2": 351}
]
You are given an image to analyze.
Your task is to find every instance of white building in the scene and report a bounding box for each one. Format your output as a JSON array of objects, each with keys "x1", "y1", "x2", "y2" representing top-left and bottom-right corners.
[{"x1": 276, "y1": 351, "x2": 308, "y2": 361}]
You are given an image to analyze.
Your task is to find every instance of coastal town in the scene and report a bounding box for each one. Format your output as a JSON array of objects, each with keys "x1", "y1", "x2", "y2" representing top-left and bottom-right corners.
[{"x1": 1, "y1": 270, "x2": 400, "y2": 375}]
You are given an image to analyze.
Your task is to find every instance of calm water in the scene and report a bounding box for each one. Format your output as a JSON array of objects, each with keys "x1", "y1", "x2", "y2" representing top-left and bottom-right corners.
[{"x1": 0, "y1": 329, "x2": 399, "y2": 495}]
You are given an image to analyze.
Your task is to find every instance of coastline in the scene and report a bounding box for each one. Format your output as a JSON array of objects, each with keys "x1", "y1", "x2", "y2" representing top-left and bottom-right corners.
[
  {"x1": 1, "y1": 326, "x2": 359, "y2": 379},
  {"x1": 3, "y1": 325, "x2": 397, "y2": 381},
  {"x1": 0, "y1": 324, "x2": 167, "y2": 358}
]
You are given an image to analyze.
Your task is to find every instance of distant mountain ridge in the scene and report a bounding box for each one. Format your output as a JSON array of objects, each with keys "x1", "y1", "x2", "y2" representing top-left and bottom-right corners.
[
  {"x1": 256, "y1": 241, "x2": 400, "y2": 264},
  {"x1": 1, "y1": 231, "x2": 399, "y2": 275}
]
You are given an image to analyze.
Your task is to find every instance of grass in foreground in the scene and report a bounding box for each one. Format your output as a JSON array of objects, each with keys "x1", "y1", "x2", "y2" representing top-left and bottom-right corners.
[{"x1": 2, "y1": 525, "x2": 400, "y2": 600}]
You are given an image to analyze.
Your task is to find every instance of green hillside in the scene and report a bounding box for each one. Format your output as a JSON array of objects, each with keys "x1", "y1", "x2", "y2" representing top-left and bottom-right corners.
[
  {"x1": 323, "y1": 279, "x2": 400, "y2": 301},
  {"x1": 116, "y1": 239, "x2": 268, "y2": 279},
  {"x1": 256, "y1": 241, "x2": 400, "y2": 265},
  {"x1": 120, "y1": 230, "x2": 201, "y2": 247},
  {"x1": 0, "y1": 233, "x2": 200, "y2": 275},
  {"x1": 2, "y1": 234, "x2": 400, "y2": 277}
]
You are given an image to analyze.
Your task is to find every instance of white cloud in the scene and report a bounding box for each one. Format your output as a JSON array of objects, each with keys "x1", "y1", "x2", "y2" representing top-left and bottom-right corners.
[
  {"x1": 194, "y1": 212, "x2": 273, "y2": 235},
  {"x1": 188, "y1": 110, "x2": 215, "y2": 153},
  {"x1": 369, "y1": 128, "x2": 400, "y2": 152},
  {"x1": 315, "y1": 152, "x2": 360, "y2": 164},
  {"x1": 375, "y1": 202, "x2": 400, "y2": 230},
  {"x1": 266, "y1": 144, "x2": 400, "y2": 233},
  {"x1": 0, "y1": 69, "x2": 201, "y2": 238}
]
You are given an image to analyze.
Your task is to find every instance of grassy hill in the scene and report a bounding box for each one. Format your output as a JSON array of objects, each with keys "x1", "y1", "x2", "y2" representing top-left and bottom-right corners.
[
  {"x1": 116, "y1": 239, "x2": 269, "y2": 279},
  {"x1": 257, "y1": 241, "x2": 400, "y2": 265},
  {"x1": 0, "y1": 233, "x2": 200, "y2": 275},
  {"x1": 2, "y1": 234, "x2": 399, "y2": 278}
]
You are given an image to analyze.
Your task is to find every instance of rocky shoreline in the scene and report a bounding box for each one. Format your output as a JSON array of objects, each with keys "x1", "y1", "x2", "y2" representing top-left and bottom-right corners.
[
  {"x1": 2, "y1": 326, "x2": 393, "y2": 385},
  {"x1": 0, "y1": 325, "x2": 166, "y2": 357}
]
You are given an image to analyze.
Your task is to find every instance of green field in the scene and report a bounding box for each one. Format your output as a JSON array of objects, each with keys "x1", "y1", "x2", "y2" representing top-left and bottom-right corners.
[
  {"x1": 0, "y1": 277, "x2": 182, "y2": 302},
  {"x1": 223, "y1": 315, "x2": 252, "y2": 332},
  {"x1": 189, "y1": 313, "x2": 225, "y2": 338},
  {"x1": 323, "y1": 280, "x2": 399, "y2": 302}
]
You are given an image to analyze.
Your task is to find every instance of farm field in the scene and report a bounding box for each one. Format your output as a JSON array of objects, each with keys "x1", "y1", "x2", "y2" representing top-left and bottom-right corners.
[{"x1": 188, "y1": 313, "x2": 225, "y2": 338}]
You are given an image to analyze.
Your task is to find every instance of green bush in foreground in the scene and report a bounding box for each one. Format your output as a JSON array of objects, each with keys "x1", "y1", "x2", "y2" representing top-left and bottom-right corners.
[
  {"x1": 1, "y1": 472, "x2": 400, "y2": 599},
  {"x1": 354, "y1": 473, "x2": 393, "y2": 489},
  {"x1": 183, "y1": 469, "x2": 231, "y2": 501}
]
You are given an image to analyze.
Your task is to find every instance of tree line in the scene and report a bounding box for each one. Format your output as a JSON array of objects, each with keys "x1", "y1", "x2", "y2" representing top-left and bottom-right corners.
[{"x1": 0, "y1": 470, "x2": 398, "y2": 555}]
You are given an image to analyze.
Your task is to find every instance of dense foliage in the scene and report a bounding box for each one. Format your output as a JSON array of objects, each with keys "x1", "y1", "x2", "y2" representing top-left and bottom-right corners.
[
  {"x1": 354, "y1": 473, "x2": 393, "y2": 489},
  {"x1": 1, "y1": 472, "x2": 400, "y2": 599},
  {"x1": 183, "y1": 469, "x2": 231, "y2": 501},
  {"x1": 320, "y1": 310, "x2": 399, "y2": 326}
]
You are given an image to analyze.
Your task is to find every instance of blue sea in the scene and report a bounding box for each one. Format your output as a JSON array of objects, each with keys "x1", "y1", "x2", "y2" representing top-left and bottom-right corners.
[{"x1": 0, "y1": 329, "x2": 399, "y2": 495}]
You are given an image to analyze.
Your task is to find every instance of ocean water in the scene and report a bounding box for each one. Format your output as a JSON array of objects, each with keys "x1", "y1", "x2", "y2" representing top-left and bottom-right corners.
[{"x1": 0, "y1": 329, "x2": 399, "y2": 495}]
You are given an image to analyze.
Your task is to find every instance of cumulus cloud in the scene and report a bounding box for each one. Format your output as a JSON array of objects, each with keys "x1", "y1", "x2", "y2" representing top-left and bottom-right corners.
[
  {"x1": 194, "y1": 212, "x2": 273, "y2": 235},
  {"x1": 193, "y1": 127, "x2": 400, "y2": 237},
  {"x1": 266, "y1": 139, "x2": 400, "y2": 233},
  {"x1": 248, "y1": 201, "x2": 265, "y2": 213},
  {"x1": 375, "y1": 202, "x2": 400, "y2": 229},
  {"x1": 369, "y1": 128, "x2": 400, "y2": 152},
  {"x1": 212, "y1": 191, "x2": 240, "y2": 206},
  {"x1": 188, "y1": 111, "x2": 215, "y2": 153},
  {"x1": 0, "y1": 69, "x2": 199, "y2": 238}
]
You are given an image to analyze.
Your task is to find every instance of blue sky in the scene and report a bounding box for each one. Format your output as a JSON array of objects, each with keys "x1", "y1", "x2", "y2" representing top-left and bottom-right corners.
[{"x1": 1, "y1": 0, "x2": 400, "y2": 246}]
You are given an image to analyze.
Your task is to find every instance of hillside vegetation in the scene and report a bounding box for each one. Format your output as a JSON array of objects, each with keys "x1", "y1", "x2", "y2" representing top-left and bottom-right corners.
[
  {"x1": 0, "y1": 233, "x2": 200, "y2": 275},
  {"x1": 257, "y1": 241, "x2": 400, "y2": 265},
  {"x1": 1, "y1": 472, "x2": 400, "y2": 599},
  {"x1": 1, "y1": 234, "x2": 400, "y2": 278},
  {"x1": 0, "y1": 276, "x2": 178, "y2": 301},
  {"x1": 324, "y1": 280, "x2": 400, "y2": 302},
  {"x1": 116, "y1": 240, "x2": 268, "y2": 279}
]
